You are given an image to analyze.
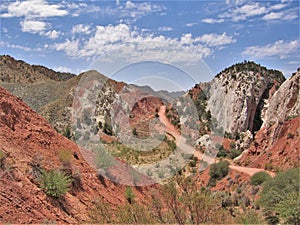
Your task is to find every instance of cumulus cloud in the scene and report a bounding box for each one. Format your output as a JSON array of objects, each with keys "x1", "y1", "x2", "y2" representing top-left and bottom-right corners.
[
  {"x1": 242, "y1": 40, "x2": 299, "y2": 59},
  {"x1": 122, "y1": 1, "x2": 165, "y2": 18},
  {"x1": 41, "y1": 30, "x2": 62, "y2": 39},
  {"x1": 0, "y1": 0, "x2": 68, "y2": 18},
  {"x1": 20, "y1": 20, "x2": 47, "y2": 33},
  {"x1": 53, "y1": 24, "x2": 236, "y2": 65},
  {"x1": 72, "y1": 24, "x2": 92, "y2": 35},
  {"x1": 196, "y1": 33, "x2": 236, "y2": 47}
]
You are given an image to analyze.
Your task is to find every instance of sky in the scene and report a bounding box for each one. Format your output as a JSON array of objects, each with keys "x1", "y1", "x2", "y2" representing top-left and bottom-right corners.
[{"x1": 0, "y1": 0, "x2": 299, "y2": 91}]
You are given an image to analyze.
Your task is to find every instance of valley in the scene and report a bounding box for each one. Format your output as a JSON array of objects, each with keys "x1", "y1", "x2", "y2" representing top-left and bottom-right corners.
[{"x1": 0, "y1": 55, "x2": 299, "y2": 224}]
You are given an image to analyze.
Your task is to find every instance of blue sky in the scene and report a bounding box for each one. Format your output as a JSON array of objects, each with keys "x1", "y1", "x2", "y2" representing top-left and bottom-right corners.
[{"x1": 0, "y1": 0, "x2": 299, "y2": 91}]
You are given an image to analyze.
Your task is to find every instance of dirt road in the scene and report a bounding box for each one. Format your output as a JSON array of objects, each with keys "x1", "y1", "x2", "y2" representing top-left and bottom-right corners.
[{"x1": 158, "y1": 105, "x2": 275, "y2": 177}]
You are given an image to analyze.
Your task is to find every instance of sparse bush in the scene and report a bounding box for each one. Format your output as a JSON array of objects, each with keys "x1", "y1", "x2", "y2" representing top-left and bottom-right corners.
[
  {"x1": 264, "y1": 163, "x2": 274, "y2": 171},
  {"x1": 228, "y1": 148, "x2": 242, "y2": 159},
  {"x1": 287, "y1": 132, "x2": 294, "y2": 139},
  {"x1": 124, "y1": 187, "x2": 135, "y2": 204},
  {"x1": 94, "y1": 146, "x2": 115, "y2": 171},
  {"x1": 63, "y1": 126, "x2": 72, "y2": 139},
  {"x1": 58, "y1": 150, "x2": 72, "y2": 165},
  {"x1": 259, "y1": 168, "x2": 300, "y2": 225},
  {"x1": 217, "y1": 149, "x2": 227, "y2": 158},
  {"x1": 235, "y1": 209, "x2": 265, "y2": 224},
  {"x1": 209, "y1": 161, "x2": 230, "y2": 186},
  {"x1": 132, "y1": 127, "x2": 137, "y2": 136},
  {"x1": 89, "y1": 198, "x2": 112, "y2": 223},
  {"x1": 0, "y1": 149, "x2": 6, "y2": 167},
  {"x1": 39, "y1": 169, "x2": 72, "y2": 198},
  {"x1": 250, "y1": 171, "x2": 271, "y2": 186}
]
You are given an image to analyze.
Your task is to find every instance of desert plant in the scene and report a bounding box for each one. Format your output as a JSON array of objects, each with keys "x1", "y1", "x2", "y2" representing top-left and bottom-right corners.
[
  {"x1": 228, "y1": 148, "x2": 242, "y2": 159},
  {"x1": 259, "y1": 168, "x2": 300, "y2": 224},
  {"x1": 63, "y1": 126, "x2": 72, "y2": 139},
  {"x1": 89, "y1": 198, "x2": 112, "y2": 223},
  {"x1": 250, "y1": 171, "x2": 271, "y2": 186},
  {"x1": 0, "y1": 149, "x2": 6, "y2": 167},
  {"x1": 209, "y1": 160, "x2": 230, "y2": 180},
  {"x1": 235, "y1": 209, "x2": 265, "y2": 224},
  {"x1": 94, "y1": 146, "x2": 115, "y2": 171},
  {"x1": 124, "y1": 186, "x2": 135, "y2": 204},
  {"x1": 39, "y1": 169, "x2": 72, "y2": 198},
  {"x1": 58, "y1": 150, "x2": 72, "y2": 165}
]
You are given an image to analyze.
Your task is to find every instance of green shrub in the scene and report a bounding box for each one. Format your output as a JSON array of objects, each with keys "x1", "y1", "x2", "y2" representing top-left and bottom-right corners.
[
  {"x1": 94, "y1": 146, "x2": 115, "y2": 171},
  {"x1": 228, "y1": 148, "x2": 242, "y2": 159},
  {"x1": 217, "y1": 149, "x2": 227, "y2": 158},
  {"x1": 124, "y1": 187, "x2": 135, "y2": 204},
  {"x1": 250, "y1": 171, "x2": 271, "y2": 186},
  {"x1": 209, "y1": 160, "x2": 230, "y2": 180},
  {"x1": 39, "y1": 169, "x2": 72, "y2": 198},
  {"x1": 259, "y1": 168, "x2": 300, "y2": 224},
  {"x1": 63, "y1": 126, "x2": 72, "y2": 139}
]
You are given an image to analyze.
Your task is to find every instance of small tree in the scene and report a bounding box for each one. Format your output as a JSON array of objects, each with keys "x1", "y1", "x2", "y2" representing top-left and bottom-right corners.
[
  {"x1": 250, "y1": 171, "x2": 271, "y2": 186},
  {"x1": 39, "y1": 169, "x2": 72, "y2": 198},
  {"x1": 209, "y1": 160, "x2": 230, "y2": 180}
]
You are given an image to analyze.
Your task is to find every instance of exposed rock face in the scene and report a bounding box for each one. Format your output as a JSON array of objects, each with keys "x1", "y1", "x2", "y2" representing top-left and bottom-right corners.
[
  {"x1": 262, "y1": 70, "x2": 300, "y2": 127},
  {"x1": 239, "y1": 70, "x2": 300, "y2": 170},
  {"x1": 206, "y1": 62, "x2": 285, "y2": 134}
]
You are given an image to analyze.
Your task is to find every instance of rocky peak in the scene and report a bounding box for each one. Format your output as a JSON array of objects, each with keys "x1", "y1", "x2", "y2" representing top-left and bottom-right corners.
[{"x1": 207, "y1": 61, "x2": 285, "y2": 134}]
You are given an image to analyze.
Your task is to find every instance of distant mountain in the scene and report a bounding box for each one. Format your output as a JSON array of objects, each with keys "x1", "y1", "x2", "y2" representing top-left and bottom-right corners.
[
  {"x1": 130, "y1": 84, "x2": 185, "y2": 102},
  {"x1": 0, "y1": 55, "x2": 75, "y2": 83}
]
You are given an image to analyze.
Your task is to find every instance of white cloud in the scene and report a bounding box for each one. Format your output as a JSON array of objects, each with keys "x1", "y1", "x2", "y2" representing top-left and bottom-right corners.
[
  {"x1": 0, "y1": 0, "x2": 68, "y2": 18},
  {"x1": 72, "y1": 24, "x2": 92, "y2": 35},
  {"x1": 122, "y1": 1, "x2": 165, "y2": 18},
  {"x1": 41, "y1": 30, "x2": 62, "y2": 39},
  {"x1": 201, "y1": 18, "x2": 224, "y2": 24},
  {"x1": 20, "y1": 20, "x2": 47, "y2": 33},
  {"x1": 270, "y1": 3, "x2": 288, "y2": 10},
  {"x1": 158, "y1": 26, "x2": 173, "y2": 31},
  {"x1": 203, "y1": 1, "x2": 295, "y2": 24},
  {"x1": 54, "y1": 39, "x2": 79, "y2": 56},
  {"x1": 53, "y1": 66, "x2": 74, "y2": 73},
  {"x1": 220, "y1": 2, "x2": 267, "y2": 21},
  {"x1": 196, "y1": 33, "x2": 236, "y2": 47},
  {"x1": 242, "y1": 40, "x2": 300, "y2": 59},
  {"x1": 53, "y1": 24, "x2": 236, "y2": 65},
  {"x1": 262, "y1": 12, "x2": 283, "y2": 20},
  {"x1": 0, "y1": 41, "x2": 31, "y2": 51},
  {"x1": 186, "y1": 22, "x2": 198, "y2": 27}
]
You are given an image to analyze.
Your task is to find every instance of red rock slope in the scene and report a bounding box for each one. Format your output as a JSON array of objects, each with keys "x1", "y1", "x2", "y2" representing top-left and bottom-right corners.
[{"x1": 0, "y1": 86, "x2": 130, "y2": 223}]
